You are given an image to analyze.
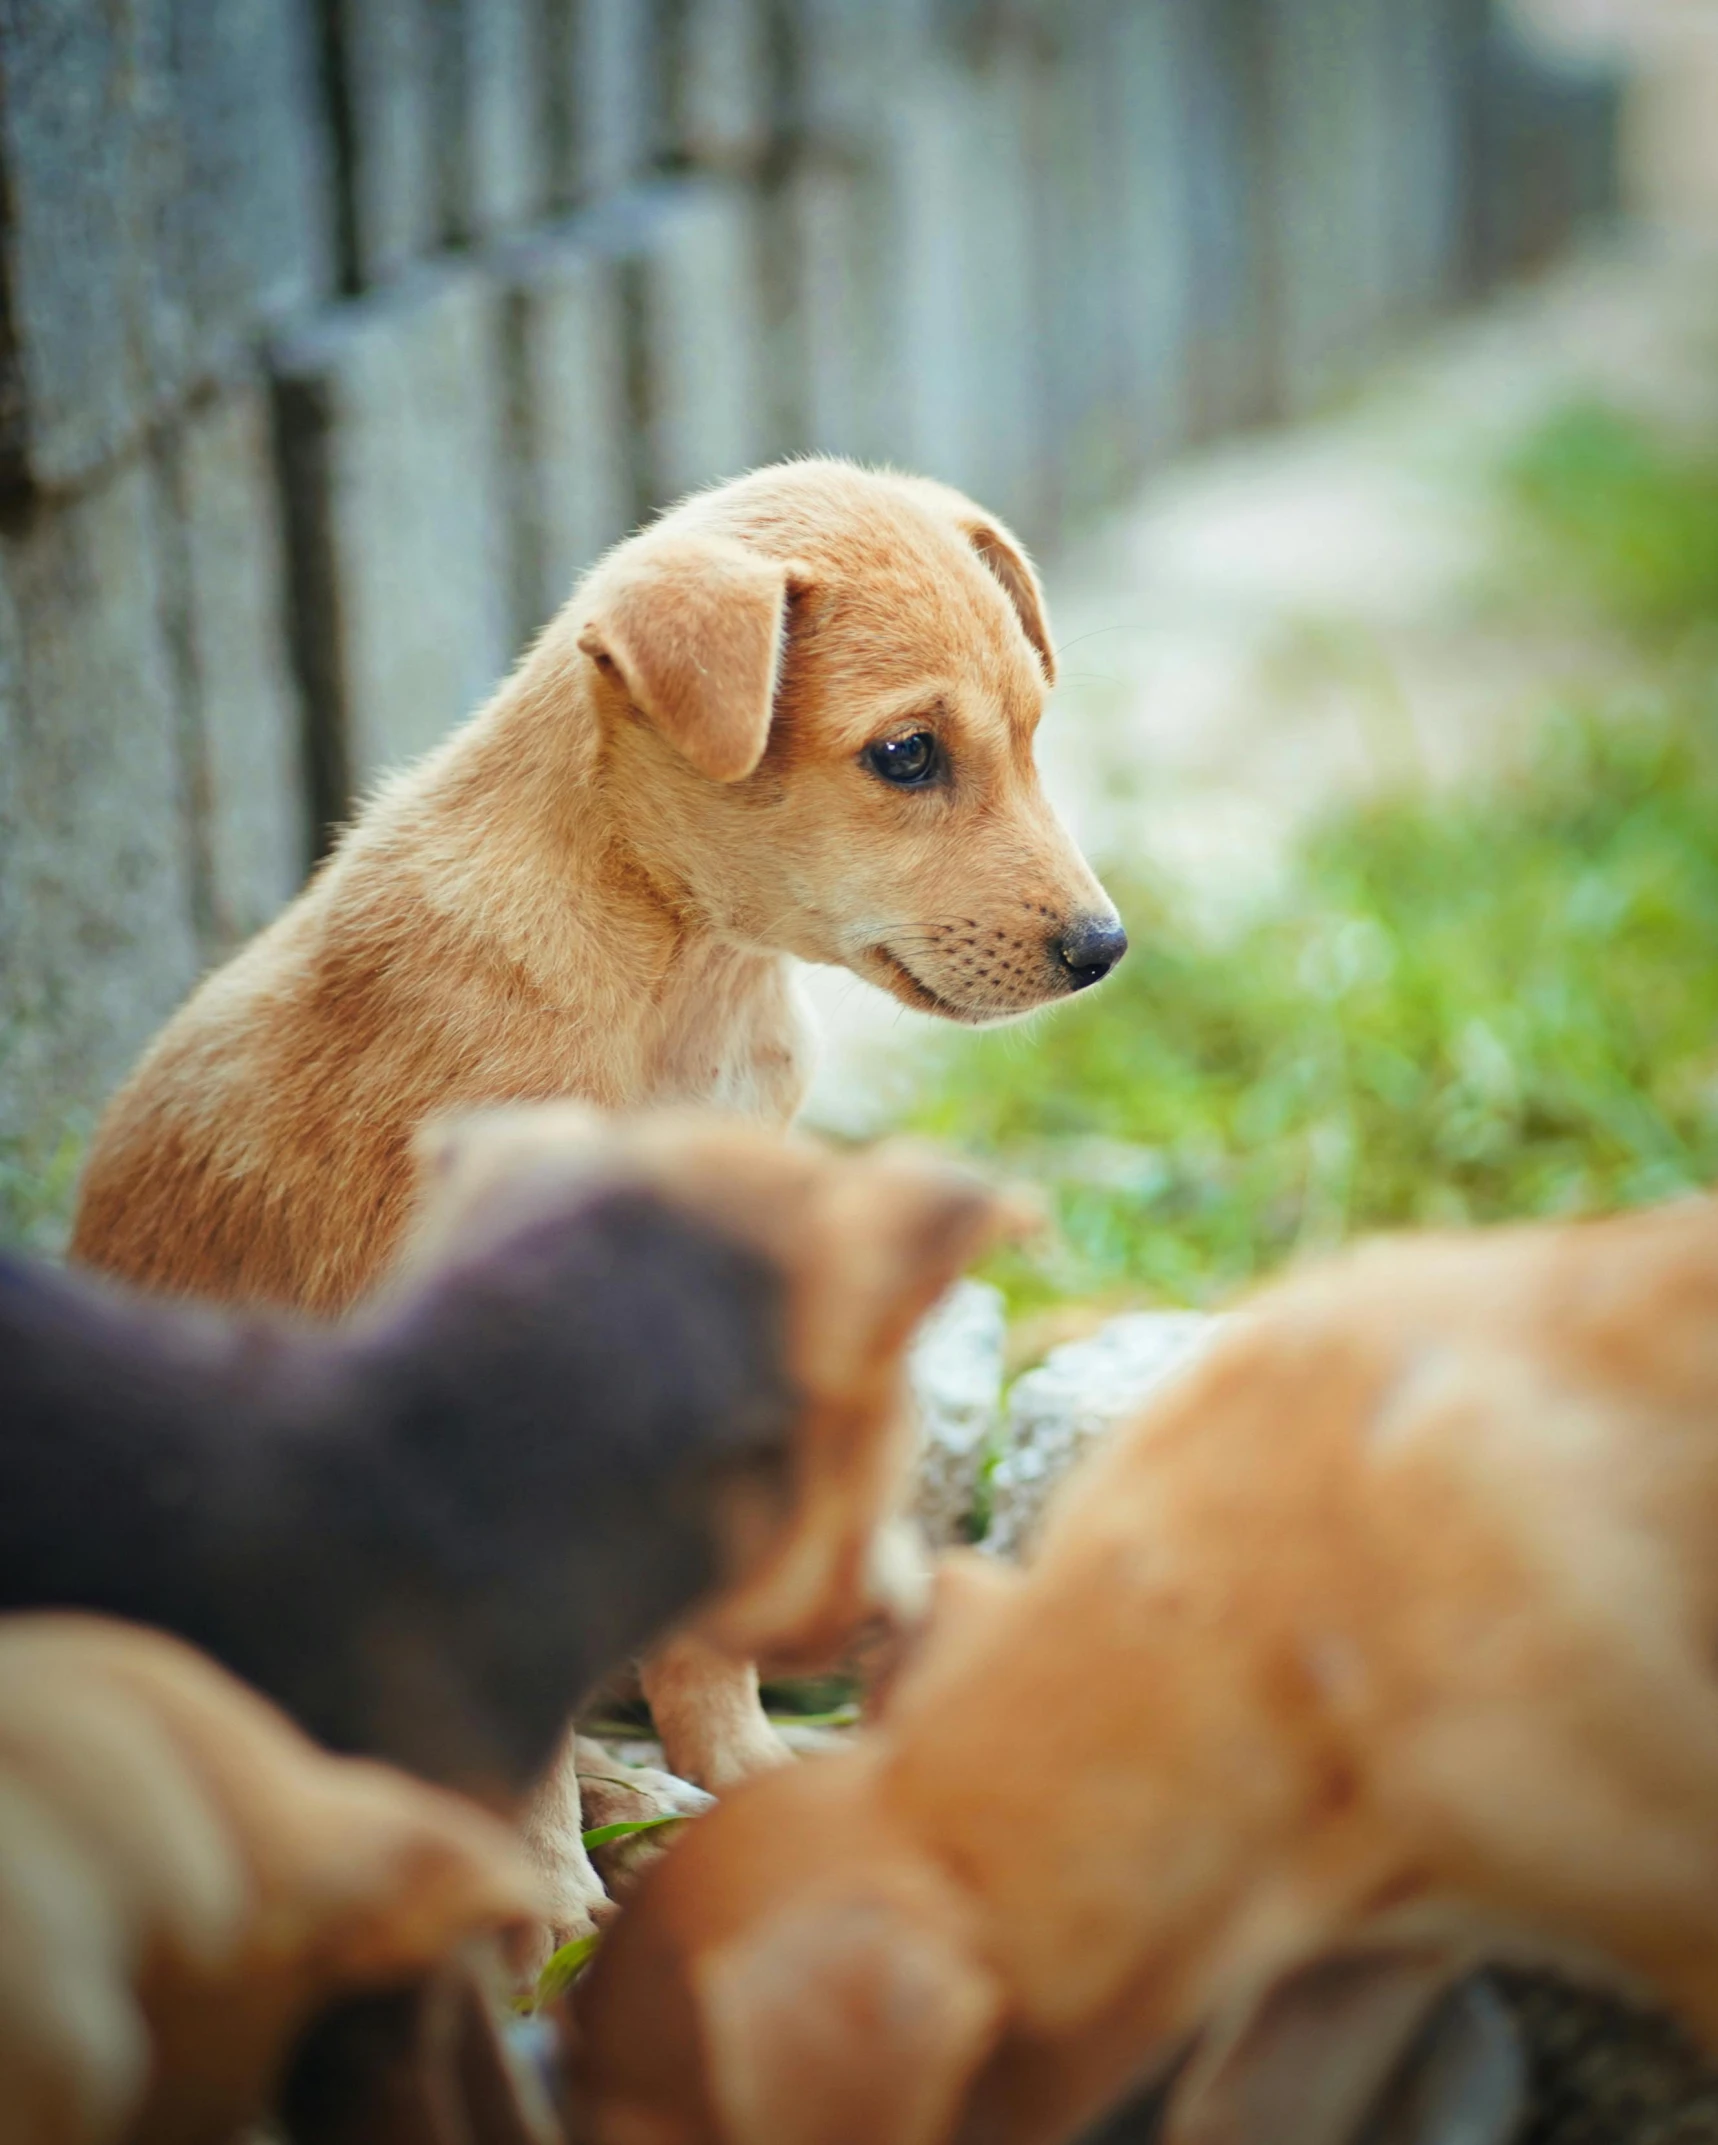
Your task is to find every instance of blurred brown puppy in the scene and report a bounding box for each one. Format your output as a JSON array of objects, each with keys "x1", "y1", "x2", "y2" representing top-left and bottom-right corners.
[
  {"x1": 578, "y1": 1194, "x2": 1718, "y2": 2145},
  {"x1": 0, "y1": 1613, "x2": 536, "y2": 2145},
  {"x1": 70, "y1": 455, "x2": 1119, "y2": 1830},
  {"x1": 408, "y1": 1105, "x2": 1007, "y2": 1944}
]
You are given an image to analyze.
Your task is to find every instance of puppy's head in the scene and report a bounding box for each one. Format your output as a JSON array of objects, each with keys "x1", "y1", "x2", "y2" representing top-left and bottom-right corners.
[
  {"x1": 576, "y1": 1749, "x2": 1006, "y2": 2145},
  {"x1": 408, "y1": 1103, "x2": 1013, "y2": 1664},
  {"x1": 568, "y1": 459, "x2": 1126, "y2": 1023}
]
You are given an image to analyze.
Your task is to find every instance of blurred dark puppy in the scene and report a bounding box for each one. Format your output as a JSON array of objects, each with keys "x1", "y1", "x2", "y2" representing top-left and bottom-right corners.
[
  {"x1": 0, "y1": 1107, "x2": 1002, "y2": 1934},
  {"x1": 0, "y1": 1141, "x2": 784, "y2": 1801}
]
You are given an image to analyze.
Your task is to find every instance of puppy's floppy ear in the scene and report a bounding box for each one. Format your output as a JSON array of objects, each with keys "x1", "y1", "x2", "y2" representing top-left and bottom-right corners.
[
  {"x1": 1164, "y1": 1948, "x2": 1518, "y2": 2145},
  {"x1": 696, "y1": 1891, "x2": 1001, "y2": 2145},
  {"x1": 577, "y1": 534, "x2": 802, "y2": 782},
  {"x1": 964, "y1": 519, "x2": 1056, "y2": 685}
]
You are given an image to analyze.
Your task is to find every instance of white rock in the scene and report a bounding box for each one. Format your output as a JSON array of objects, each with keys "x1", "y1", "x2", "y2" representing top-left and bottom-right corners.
[
  {"x1": 908, "y1": 1279, "x2": 1007, "y2": 1546},
  {"x1": 985, "y1": 1313, "x2": 1222, "y2": 1560}
]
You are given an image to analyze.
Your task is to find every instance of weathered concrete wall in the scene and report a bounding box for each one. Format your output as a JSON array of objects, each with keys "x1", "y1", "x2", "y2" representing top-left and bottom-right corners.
[{"x1": 0, "y1": 0, "x2": 1618, "y2": 1223}]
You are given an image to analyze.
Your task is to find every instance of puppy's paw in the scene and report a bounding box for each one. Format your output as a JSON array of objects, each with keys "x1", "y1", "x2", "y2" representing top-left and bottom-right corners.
[
  {"x1": 515, "y1": 1875, "x2": 617, "y2": 1986},
  {"x1": 688, "y1": 1718, "x2": 795, "y2": 1794},
  {"x1": 518, "y1": 1807, "x2": 616, "y2": 1978},
  {"x1": 573, "y1": 1738, "x2": 715, "y2": 1900}
]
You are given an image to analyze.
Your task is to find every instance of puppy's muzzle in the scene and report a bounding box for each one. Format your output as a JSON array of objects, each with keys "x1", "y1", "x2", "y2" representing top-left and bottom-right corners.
[{"x1": 1055, "y1": 913, "x2": 1129, "y2": 992}]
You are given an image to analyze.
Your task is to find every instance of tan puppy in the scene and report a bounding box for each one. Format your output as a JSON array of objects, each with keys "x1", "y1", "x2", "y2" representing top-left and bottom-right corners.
[
  {"x1": 577, "y1": 1194, "x2": 1718, "y2": 2145},
  {"x1": 72, "y1": 458, "x2": 1115, "y2": 1310},
  {"x1": 0, "y1": 1613, "x2": 536, "y2": 2145},
  {"x1": 69, "y1": 455, "x2": 1118, "y2": 1833}
]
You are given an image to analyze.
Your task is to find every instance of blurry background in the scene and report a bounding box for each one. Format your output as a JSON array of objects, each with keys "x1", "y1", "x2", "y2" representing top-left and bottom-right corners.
[{"x1": 2, "y1": 0, "x2": 1709, "y2": 1297}]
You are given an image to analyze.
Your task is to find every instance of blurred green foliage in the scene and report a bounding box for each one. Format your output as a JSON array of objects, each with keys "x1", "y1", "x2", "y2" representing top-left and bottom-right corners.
[
  {"x1": 908, "y1": 405, "x2": 1718, "y2": 1310},
  {"x1": 1506, "y1": 401, "x2": 1718, "y2": 635},
  {"x1": 0, "y1": 1109, "x2": 85, "y2": 1256}
]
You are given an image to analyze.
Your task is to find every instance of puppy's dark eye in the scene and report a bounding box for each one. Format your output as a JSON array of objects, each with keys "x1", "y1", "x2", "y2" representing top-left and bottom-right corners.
[{"x1": 864, "y1": 731, "x2": 940, "y2": 787}]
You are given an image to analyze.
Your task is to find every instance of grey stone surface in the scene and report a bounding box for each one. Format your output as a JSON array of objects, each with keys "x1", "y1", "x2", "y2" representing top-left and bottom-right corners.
[
  {"x1": 664, "y1": 0, "x2": 773, "y2": 174},
  {"x1": 1094, "y1": 0, "x2": 1196, "y2": 478},
  {"x1": 332, "y1": 0, "x2": 442, "y2": 285},
  {"x1": 0, "y1": 460, "x2": 200, "y2": 1153},
  {"x1": 174, "y1": 382, "x2": 311, "y2": 949},
  {"x1": 883, "y1": 71, "x2": 988, "y2": 506},
  {"x1": 1036, "y1": 22, "x2": 1129, "y2": 525},
  {"x1": 439, "y1": 0, "x2": 550, "y2": 242},
  {"x1": 0, "y1": 0, "x2": 333, "y2": 492},
  {"x1": 272, "y1": 262, "x2": 514, "y2": 806},
  {"x1": 1380, "y1": 0, "x2": 1466, "y2": 320},
  {"x1": 784, "y1": 0, "x2": 918, "y2": 478},
  {"x1": 614, "y1": 180, "x2": 771, "y2": 506},
  {"x1": 960, "y1": 51, "x2": 1049, "y2": 534},
  {"x1": 908, "y1": 1279, "x2": 1007, "y2": 1549},
  {"x1": 793, "y1": 0, "x2": 912, "y2": 148},
  {"x1": 0, "y1": 0, "x2": 185, "y2": 491},
  {"x1": 879, "y1": 55, "x2": 1046, "y2": 533},
  {"x1": 1178, "y1": 0, "x2": 1274, "y2": 438},
  {"x1": 984, "y1": 1313, "x2": 1223, "y2": 1562},
  {"x1": 496, "y1": 224, "x2": 634, "y2": 642},
  {"x1": 567, "y1": 0, "x2": 660, "y2": 202},
  {"x1": 789, "y1": 155, "x2": 897, "y2": 466},
  {"x1": 1262, "y1": 0, "x2": 1404, "y2": 414},
  {"x1": 168, "y1": 0, "x2": 335, "y2": 367}
]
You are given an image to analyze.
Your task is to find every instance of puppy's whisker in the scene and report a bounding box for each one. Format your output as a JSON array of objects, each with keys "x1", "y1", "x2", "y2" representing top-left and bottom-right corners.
[{"x1": 1050, "y1": 620, "x2": 1145, "y2": 658}]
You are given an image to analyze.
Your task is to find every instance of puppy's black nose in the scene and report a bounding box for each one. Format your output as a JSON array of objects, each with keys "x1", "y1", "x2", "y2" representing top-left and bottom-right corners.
[{"x1": 1056, "y1": 915, "x2": 1128, "y2": 990}]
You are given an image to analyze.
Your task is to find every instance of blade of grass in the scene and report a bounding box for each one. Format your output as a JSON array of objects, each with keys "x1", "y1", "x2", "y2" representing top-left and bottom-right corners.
[
  {"x1": 580, "y1": 1814, "x2": 686, "y2": 1851},
  {"x1": 527, "y1": 1931, "x2": 602, "y2": 2009},
  {"x1": 764, "y1": 1704, "x2": 861, "y2": 1729}
]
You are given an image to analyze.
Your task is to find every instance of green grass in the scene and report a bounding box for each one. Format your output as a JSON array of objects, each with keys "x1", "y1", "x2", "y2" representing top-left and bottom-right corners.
[
  {"x1": 906, "y1": 404, "x2": 1718, "y2": 1312},
  {"x1": 1505, "y1": 401, "x2": 1718, "y2": 637},
  {"x1": 0, "y1": 1115, "x2": 86, "y2": 1256}
]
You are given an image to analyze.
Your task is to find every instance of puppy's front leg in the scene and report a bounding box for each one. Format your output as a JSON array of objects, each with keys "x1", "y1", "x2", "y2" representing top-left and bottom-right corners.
[
  {"x1": 518, "y1": 1722, "x2": 613, "y2": 1955},
  {"x1": 640, "y1": 1635, "x2": 792, "y2": 1792},
  {"x1": 573, "y1": 1736, "x2": 714, "y2": 1899}
]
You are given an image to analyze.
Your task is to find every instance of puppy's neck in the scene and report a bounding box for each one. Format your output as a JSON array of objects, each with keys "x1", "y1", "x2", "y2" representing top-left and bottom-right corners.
[{"x1": 407, "y1": 631, "x2": 812, "y2": 1119}]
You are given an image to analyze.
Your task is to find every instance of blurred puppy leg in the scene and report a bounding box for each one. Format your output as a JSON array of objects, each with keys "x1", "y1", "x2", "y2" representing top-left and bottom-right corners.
[
  {"x1": 640, "y1": 1637, "x2": 792, "y2": 1793},
  {"x1": 518, "y1": 1726, "x2": 718, "y2": 1952},
  {"x1": 572, "y1": 1738, "x2": 714, "y2": 1901},
  {"x1": 517, "y1": 1727, "x2": 613, "y2": 1951}
]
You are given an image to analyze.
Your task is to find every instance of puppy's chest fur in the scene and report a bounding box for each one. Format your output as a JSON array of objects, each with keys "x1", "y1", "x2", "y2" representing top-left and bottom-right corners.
[{"x1": 642, "y1": 941, "x2": 815, "y2": 1122}]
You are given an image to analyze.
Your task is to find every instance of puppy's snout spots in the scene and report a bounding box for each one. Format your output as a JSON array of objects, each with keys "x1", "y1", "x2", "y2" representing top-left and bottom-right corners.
[{"x1": 1054, "y1": 914, "x2": 1128, "y2": 992}]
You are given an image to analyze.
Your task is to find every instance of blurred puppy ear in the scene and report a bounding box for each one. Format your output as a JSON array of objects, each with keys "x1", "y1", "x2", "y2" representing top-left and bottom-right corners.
[
  {"x1": 411, "y1": 1101, "x2": 610, "y2": 1189},
  {"x1": 577, "y1": 535, "x2": 805, "y2": 782},
  {"x1": 798, "y1": 1146, "x2": 1010, "y2": 1394},
  {"x1": 696, "y1": 1891, "x2": 1001, "y2": 2145},
  {"x1": 1164, "y1": 1948, "x2": 1519, "y2": 2145},
  {"x1": 399, "y1": 1102, "x2": 614, "y2": 1279}
]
